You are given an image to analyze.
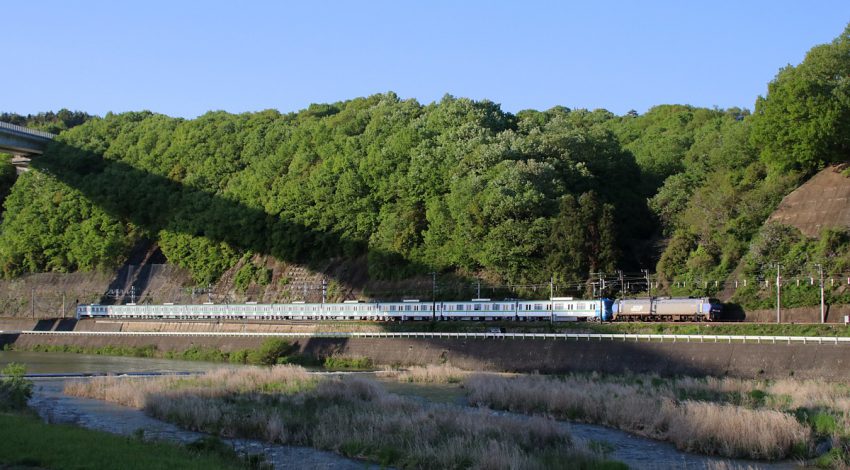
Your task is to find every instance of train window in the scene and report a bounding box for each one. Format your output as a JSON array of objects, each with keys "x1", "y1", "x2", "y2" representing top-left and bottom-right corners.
[
  {"x1": 534, "y1": 304, "x2": 543, "y2": 310},
  {"x1": 493, "y1": 304, "x2": 499, "y2": 311}
]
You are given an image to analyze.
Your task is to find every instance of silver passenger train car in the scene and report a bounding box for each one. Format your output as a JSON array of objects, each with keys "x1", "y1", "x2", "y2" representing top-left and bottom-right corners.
[
  {"x1": 77, "y1": 296, "x2": 719, "y2": 322},
  {"x1": 76, "y1": 297, "x2": 615, "y2": 322}
]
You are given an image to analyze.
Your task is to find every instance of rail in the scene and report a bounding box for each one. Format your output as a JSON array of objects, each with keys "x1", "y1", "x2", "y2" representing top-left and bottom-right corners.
[
  {"x1": 5, "y1": 330, "x2": 850, "y2": 345},
  {"x1": 0, "y1": 121, "x2": 56, "y2": 140}
]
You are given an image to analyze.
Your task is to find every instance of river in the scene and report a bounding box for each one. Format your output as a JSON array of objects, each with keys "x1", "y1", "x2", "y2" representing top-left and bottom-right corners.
[{"x1": 1, "y1": 351, "x2": 797, "y2": 469}]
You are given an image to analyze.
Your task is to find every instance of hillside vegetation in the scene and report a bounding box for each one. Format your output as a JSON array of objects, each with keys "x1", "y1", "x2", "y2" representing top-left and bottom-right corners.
[
  {"x1": 0, "y1": 97, "x2": 650, "y2": 288},
  {"x1": 1, "y1": 25, "x2": 849, "y2": 310}
]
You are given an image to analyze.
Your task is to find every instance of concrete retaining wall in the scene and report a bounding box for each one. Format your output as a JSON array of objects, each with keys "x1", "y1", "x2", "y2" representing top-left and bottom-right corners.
[
  {"x1": 744, "y1": 305, "x2": 850, "y2": 323},
  {"x1": 0, "y1": 319, "x2": 41, "y2": 330},
  {"x1": 300, "y1": 337, "x2": 850, "y2": 381},
  {"x1": 5, "y1": 332, "x2": 850, "y2": 381}
]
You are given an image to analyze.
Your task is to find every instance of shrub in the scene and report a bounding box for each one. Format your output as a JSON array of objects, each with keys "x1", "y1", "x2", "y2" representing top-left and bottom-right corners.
[
  {"x1": 245, "y1": 338, "x2": 294, "y2": 366},
  {"x1": 0, "y1": 363, "x2": 33, "y2": 411}
]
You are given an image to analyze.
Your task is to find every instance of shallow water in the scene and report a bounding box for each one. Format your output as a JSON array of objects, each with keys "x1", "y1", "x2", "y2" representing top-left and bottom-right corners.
[
  {"x1": 0, "y1": 350, "x2": 229, "y2": 375},
  {"x1": 6, "y1": 351, "x2": 799, "y2": 469}
]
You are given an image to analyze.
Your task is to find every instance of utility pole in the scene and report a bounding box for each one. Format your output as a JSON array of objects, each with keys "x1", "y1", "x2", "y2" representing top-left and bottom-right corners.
[
  {"x1": 549, "y1": 276, "x2": 554, "y2": 324},
  {"x1": 430, "y1": 271, "x2": 437, "y2": 321},
  {"x1": 815, "y1": 263, "x2": 825, "y2": 324},
  {"x1": 618, "y1": 270, "x2": 625, "y2": 299},
  {"x1": 31, "y1": 287, "x2": 35, "y2": 319},
  {"x1": 62, "y1": 292, "x2": 66, "y2": 319},
  {"x1": 775, "y1": 264, "x2": 782, "y2": 324},
  {"x1": 476, "y1": 277, "x2": 481, "y2": 299},
  {"x1": 321, "y1": 277, "x2": 327, "y2": 305},
  {"x1": 598, "y1": 272, "x2": 605, "y2": 298},
  {"x1": 642, "y1": 269, "x2": 652, "y2": 299}
]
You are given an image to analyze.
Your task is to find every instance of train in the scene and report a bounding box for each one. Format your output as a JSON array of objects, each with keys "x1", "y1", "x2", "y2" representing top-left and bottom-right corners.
[{"x1": 76, "y1": 296, "x2": 721, "y2": 322}]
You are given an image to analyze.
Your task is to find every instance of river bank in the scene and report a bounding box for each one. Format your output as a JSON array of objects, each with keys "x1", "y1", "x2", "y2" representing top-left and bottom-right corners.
[
  {"x1": 8, "y1": 329, "x2": 850, "y2": 380},
  {"x1": 3, "y1": 351, "x2": 798, "y2": 469}
]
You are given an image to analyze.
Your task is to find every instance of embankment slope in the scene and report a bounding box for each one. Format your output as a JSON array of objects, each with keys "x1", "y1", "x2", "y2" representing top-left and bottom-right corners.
[{"x1": 5, "y1": 328, "x2": 849, "y2": 381}]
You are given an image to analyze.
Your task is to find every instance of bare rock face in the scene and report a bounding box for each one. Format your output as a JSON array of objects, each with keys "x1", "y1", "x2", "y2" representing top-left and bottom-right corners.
[{"x1": 768, "y1": 165, "x2": 850, "y2": 238}]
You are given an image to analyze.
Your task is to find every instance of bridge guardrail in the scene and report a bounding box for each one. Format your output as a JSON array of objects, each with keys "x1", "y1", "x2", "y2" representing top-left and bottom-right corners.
[
  {"x1": 11, "y1": 330, "x2": 850, "y2": 345},
  {"x1": 0, "y1": 121, "x2": 56, "y2": 140}
]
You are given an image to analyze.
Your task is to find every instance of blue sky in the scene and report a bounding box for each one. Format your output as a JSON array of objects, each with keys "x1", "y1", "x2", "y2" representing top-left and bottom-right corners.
[{"x1": 4, "y1": 1, "x2": 849, "y2": 118}]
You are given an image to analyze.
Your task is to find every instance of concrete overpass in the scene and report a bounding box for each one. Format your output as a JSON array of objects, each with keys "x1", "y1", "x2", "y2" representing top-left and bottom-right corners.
[{"x1": 0, "y1": 121, "x2": 56, "y2": 173}]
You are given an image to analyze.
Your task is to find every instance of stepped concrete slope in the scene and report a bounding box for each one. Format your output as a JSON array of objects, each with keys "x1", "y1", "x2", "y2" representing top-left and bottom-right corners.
[{"x1": 768, "y1": 165, "x2": 850, "y2": 237}]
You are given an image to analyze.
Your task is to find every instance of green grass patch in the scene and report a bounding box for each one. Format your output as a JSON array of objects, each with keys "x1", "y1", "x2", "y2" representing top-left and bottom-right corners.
[
  {"x1": 21, "y1": 343, "x2": 159, "y2": 357},
  {"x1": 0, "y1": 412, "x2": 246, "y2": 470},
  {"x1": 10, "y1": 338, "x2": 303, "y2": 366},
  {"x1": 323, "y1": 355, "x2": 373, "y2": 370},
  {"x1": 815, "y1": 447, "x2": 846, "y2": 468}
]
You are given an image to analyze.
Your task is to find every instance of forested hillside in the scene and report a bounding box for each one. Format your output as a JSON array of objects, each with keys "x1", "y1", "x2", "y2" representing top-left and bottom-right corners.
[
  {"x1": 0, "y1": 98, "x2": 648, "y2": 288},
  {"x1": 1, "y1": 25, "x2": 849, "y2": 308}
]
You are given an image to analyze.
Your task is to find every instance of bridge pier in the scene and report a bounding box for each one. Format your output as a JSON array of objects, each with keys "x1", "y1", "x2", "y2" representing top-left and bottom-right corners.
[{"x1": 10, "y1": 154, "x2": 31, "y2": 174}]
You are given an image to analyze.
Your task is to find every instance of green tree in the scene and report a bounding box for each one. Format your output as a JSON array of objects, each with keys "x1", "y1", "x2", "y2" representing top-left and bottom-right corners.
[
  {"x1": 751, "y1": 23, "x2": 850, "y2": 172},
  {"x1": 548, "y1": 191, "x2": 618, "y2": 282}
]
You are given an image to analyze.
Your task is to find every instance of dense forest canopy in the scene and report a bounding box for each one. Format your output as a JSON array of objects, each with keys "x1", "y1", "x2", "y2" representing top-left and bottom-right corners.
[
  {"x1": 1, "y1": 24, "x2": 850, "y2": 309},
  {"x1": 0, "y1": 97, "x2": 649, "y2": 287}
]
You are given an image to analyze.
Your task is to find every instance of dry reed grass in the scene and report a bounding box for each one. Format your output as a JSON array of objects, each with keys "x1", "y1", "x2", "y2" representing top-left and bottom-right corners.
[
  {"x1": 64, "y1": 365, "x2": 316, "y2": 408},
  {"x1": 378, "y1": 364, "x2": 472, "y2": 384},
  {"x1": 666, "y1": 400, "x2": 808, "y2": 459},
  {"x1": 465, "y1": 374, "x2": 810, "y2": 460},
  {"x1": 67, "y1": 369, "x2": 612, "y2": 469},
  {"x1": 665, "y1": 374, "x2": 850, "y2": 413}
]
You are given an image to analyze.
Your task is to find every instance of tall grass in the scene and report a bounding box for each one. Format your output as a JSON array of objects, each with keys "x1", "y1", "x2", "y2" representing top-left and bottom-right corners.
[
  {"x1": 64, "y1": 365, "x2": 316, "y2": 408},
  {"x1": 465, "y1": 374, "x2": 810, "y2": 460},
  {"x1": 379, "y1": 364, "x2": 472, "y2": 384},
  {"x1": 66, "y1": 368, "x2": 618, "y2": 469}
]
